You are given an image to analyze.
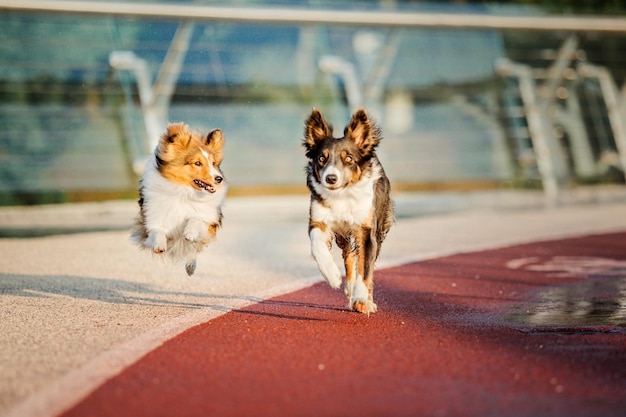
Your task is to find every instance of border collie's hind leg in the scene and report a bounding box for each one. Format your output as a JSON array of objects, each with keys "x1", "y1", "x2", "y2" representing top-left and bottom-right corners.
[
  {"x1": 336, "y1": 235, "x2": 357, "y2": 306},
  {"x1": 351, "y1": 227, "x2": 378, "y2": 314}
]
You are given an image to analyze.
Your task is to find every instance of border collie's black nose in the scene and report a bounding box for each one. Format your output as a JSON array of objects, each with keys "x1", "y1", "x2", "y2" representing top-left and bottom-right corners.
[{"x1": 325, "y1": 174, "x2": 337, "y2": 185}]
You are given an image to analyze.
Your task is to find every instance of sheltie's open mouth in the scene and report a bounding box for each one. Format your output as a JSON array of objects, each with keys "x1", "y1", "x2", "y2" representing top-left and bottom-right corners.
[{"x1": 194, "y1": 179, "x2": 216, "y2": 193}]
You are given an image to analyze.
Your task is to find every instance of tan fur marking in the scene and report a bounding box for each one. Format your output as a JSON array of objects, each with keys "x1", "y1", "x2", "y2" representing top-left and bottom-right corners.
[
  {"x1": 303, "y1": 108, "x2": 334, "y2": 151},
  {"x1": 349, "y1": 123, "x2": 368, "y2": 147},
  {"x1": 355, "y1": 227, "x2": 367, "y2": 280},
  {"x1": 349, "y1": 165, "x2": 362, "y2": 185},
  {"x1": 352, "y1": 301, "x2": 369, "y2": 314},
  {"x1": 343, "y1": 244, "x2": 356, "y2": 284},
  {"x1": 309, "y1": 220, "x2": 327, "y2": 233}
]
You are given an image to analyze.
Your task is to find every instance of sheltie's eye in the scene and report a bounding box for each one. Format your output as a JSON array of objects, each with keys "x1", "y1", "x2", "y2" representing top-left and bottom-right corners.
[
  {"x1": 318, "y1": 155, "x2": 327, "y2": 165},
  {"x1": 194, "y1": 161, "x2": 203, "y2": 167}
]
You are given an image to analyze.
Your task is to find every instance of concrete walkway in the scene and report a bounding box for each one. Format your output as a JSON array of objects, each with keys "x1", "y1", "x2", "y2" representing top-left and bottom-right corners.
[{"x1": 1, "y1": 187, "x2": 626, "y2": 416}]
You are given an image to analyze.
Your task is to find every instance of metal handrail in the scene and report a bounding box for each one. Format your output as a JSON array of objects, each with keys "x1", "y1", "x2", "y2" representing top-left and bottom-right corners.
[{"x1": 2, "y1": 0, "x2": 626, "y2": 32}]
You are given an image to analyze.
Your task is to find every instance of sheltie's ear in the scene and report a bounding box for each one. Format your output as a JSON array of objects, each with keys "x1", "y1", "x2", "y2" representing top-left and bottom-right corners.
[
  {"x1": 161, "y1": 123, "x2": 191, "y2": 147},
  {"x1": 303, "y1": 108, "x2": 333, "y2": 157},
  {"x1": 206, "y1": 128, "x2": 224, "y2": 165},
  {"x1": 345, "y1": 108, "x2": 381, "y2": 157},
  {"x1": 157, "y1": 123, "x2": 192, "y2": 163}
]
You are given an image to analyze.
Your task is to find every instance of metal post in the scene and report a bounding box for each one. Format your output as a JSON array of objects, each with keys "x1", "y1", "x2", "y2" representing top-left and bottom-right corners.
[
  {"x1": 152, "y1": 20, "x2": 194, "y2": 110},
  {"x1": 579, "y1": 63, "x2": 626, "y2": 176},
  {"x1": 110, "y1": 21, "x2": 194, "y2": 172},
  {"x1": 516, "y1": 64, "x2": 560, "y2": 201},
  {"x1": 552, "y1": 89, "x2": 597, "y2": 178},
  {"x1": 319, "y1": 55, "x2": 363, "y2": 111}
]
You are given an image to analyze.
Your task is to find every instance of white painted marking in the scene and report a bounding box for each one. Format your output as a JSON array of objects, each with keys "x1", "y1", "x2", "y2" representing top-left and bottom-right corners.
[{"x1": 507, "y1": 256, "x2": 626, "y2": 278}]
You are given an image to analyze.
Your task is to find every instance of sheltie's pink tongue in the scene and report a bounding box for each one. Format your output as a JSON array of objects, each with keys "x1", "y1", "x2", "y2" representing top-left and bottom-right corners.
[{"x1": 193, "y1": 179, "x2": 216, "y2": 193}]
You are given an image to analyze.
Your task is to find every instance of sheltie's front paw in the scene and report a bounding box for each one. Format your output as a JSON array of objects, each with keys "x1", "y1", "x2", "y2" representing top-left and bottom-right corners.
[
  {"x1": 183, "y1": 228, "x2": 200, "y2": 243},
  {"x1": 148, "y1": 232, "x2": 167, "y2": 254},
  {"x1": 351, "y1": 299, "x2": 377, "y2": 315},
  {"x1": 183, "y1": 219, "x2": 209, "y2": 244}
]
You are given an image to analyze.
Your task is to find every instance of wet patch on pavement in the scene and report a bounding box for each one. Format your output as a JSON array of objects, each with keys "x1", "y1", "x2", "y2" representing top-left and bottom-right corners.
[{"x1": 505, "y1": 256, "x2": 626, "y2": 333}]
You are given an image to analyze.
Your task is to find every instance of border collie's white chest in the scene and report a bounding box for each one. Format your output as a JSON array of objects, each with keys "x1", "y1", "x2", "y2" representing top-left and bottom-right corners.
[{"x1": 310, "y1": 166, "x2": 379, "y2": 229}]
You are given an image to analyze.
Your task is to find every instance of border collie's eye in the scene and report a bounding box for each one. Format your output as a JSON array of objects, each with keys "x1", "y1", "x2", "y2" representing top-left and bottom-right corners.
[
  {"x1": 318, "y1": 155, "x2": 327, "y2": 164},
  {"x1": 194, "y1": 161, "x2": 202, "y2": 167},
  {"x1": 345, "y1": 155, "x2": 353, "y2": 164}
]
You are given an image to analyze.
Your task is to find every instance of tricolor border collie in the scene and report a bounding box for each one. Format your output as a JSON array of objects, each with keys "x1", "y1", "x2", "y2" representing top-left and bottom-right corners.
[
  {"x1": 131, "y1": 122, "x2": 227, "y2": 276},
  {"x1": 303, "y1": 108, "x2": 394, "y2": 314}
]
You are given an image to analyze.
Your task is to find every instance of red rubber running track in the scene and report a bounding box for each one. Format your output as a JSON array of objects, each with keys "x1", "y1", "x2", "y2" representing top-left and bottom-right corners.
[{"x1": 60, "y1": 232, "x2": 626, "y2": 417}]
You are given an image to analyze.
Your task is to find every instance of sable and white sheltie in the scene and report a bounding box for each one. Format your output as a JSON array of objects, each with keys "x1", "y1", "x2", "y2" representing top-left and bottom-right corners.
[
  {"x1": 303, "y1": 108, "x2": 394, "y2": 314},
  {"x1": 131, "y1": 122, "x2": 227, "y2": 276}
]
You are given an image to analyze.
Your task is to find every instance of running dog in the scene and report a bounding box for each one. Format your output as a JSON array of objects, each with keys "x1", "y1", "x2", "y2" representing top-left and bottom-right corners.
[
  {"x1": 131, "y1": 122, "x2": 227, "y2": 276},
  {"x1": 303, "y1": 108, "x2": 394, "y2": 314}
]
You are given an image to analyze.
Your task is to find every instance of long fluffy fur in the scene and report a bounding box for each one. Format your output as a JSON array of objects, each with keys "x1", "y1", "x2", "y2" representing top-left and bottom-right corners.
[
  {"x1": 131, "y1": 122, "x2": 227, "y2": 276},
  {"x1": 303, "y1": 108, "x2": 394, "y2": 314}
]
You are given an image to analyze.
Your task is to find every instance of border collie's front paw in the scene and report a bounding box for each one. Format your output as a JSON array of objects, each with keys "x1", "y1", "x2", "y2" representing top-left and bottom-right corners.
[
  {"x1": 320, "y1": 261, "x2": 342, "y2": 289},
  {"x1": 351, "y1": 299, "x2": 377, "y2": 315},
  {"x1": 327, "y1": 271, "x2": 342, "y2": 289}
]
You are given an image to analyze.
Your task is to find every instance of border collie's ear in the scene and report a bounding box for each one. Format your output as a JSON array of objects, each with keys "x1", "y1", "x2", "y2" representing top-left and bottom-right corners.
[
  {"x1": 345, "y1": 108, "x2": 381, "y2": 157},
  {"x1": 303, "y1": 108, "x2": 333, "y2": 156},
  {"x1": 206, "y1": 128, "x2": 224, "y2": 165}
]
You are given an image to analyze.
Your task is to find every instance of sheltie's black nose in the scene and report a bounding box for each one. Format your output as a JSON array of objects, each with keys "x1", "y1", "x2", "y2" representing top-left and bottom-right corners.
[{"x1": 325, "y1": 174, "x2": 337, "y2": 185}]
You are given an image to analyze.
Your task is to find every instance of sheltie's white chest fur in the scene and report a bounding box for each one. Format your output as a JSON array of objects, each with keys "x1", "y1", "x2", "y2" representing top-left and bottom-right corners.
[{"x1": 141, "y1": 162, "x2": 226, "y2": 235}]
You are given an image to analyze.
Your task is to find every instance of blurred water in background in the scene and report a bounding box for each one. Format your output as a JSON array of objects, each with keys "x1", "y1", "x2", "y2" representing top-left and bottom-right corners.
[
  {"x1": 0, "y1": 99, "x2": 508, "y2": 197},
  {"x1": 170, "y1": 101, "x2": 509, "y2": 188},
  {"x1": 1, "y1": 1, "x2": 625, "y2": 204}
]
